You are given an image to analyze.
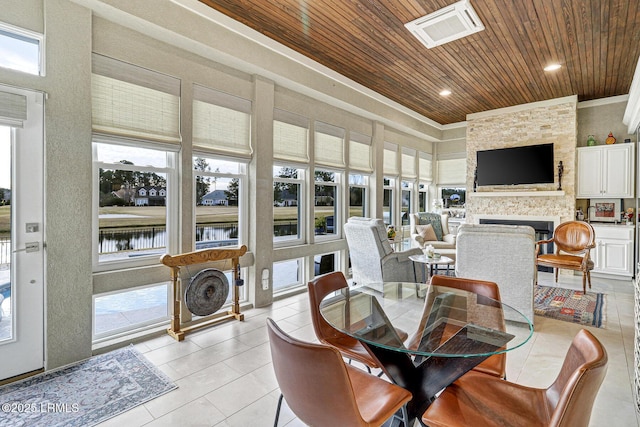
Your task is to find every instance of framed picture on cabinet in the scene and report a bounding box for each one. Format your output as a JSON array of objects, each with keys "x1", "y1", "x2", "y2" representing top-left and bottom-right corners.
[{"x1": 588, "y1": 198, "x2": 621, "y2": 223}]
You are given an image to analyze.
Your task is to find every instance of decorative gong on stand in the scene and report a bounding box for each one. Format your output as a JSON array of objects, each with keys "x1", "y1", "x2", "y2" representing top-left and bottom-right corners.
[{"x1": 160, "y1": 245, "x2": 247, "y2": 342}]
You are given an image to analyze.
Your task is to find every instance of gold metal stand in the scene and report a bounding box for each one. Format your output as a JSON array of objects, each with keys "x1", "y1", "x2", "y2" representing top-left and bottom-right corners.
[{"x1": 160, "y1": 245, "x2": 247, "y2": 342}]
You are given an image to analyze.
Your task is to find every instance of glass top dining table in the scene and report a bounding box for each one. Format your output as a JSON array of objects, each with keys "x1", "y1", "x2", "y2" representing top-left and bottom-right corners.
[{"x1": 319, "y1": 281, "x2": 534, "y2": 421}]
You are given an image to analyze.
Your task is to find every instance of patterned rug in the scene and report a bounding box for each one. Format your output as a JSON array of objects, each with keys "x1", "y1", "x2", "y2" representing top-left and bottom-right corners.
[
  {"x1": 0, "y1": 345, "x2": 176, "y2": 427},
  {"x1": 534, "y1": 285, "x2": 606, "y2": 328}
]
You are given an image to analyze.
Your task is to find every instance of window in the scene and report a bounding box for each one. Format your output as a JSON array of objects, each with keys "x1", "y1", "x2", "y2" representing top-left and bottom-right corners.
[
  {"x1": 419, "y1": 183, "x2": 429, "y2": 212},
  {"x1": 273, "y1": 259, "x2": 302, "y2": 293},
  {"x1": 401, "y1": 180, "x2": 413, "y2": 225},
  {"x1": 0, "y1": 22, "x2": 44, "y2": 76},
  {"x1": 349, "y1": 132, "x2": 372, "y2": 173},
  {"x1": 273, "y1": 165, "x2": 305, "y2": 244},
  {"x1": 441, "y1": 187, "x2": 466, "y2": 208},
  {"x1": 194, "y1": 156, "x2": 247, "y2": 250},
  {"x1": 314, "y1": 252, "x2": 337, "y2": 277},
  {"x1": 436, "y1": 154, "x2": 466, "y2": 186},
  {"x1": 94, "y1": 142, "x2": 177, "y2": 266},
  {"x1": 314, "y1": 169, "x2": 340, "y2": 238},
  {"x1": 349, "y1": 174, "x2": 368, "y2": 218},
  {"x1": 383, "y1": 177, "x2": 395, "y2": 226},
  {"x1": 93, "y1": 283, "x2": 170, "y2": 340}
]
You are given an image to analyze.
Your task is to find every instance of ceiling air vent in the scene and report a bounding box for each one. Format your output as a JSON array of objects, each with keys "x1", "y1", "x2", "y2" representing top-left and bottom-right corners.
[{"x1": 405, "y1": 0, "x2": 485, "y2": 49}]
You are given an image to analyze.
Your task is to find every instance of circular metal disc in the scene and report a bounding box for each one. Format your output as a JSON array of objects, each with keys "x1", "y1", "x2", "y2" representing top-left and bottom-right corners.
[{"x1": 184, "y1": 268, "x2": 229, "y2": 316}]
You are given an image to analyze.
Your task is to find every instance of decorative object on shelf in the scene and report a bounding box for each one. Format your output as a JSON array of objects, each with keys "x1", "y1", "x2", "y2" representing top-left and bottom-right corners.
[
  {"x1": 387, "y1": 225, "x2": 396, "y2": 240},
  {"x1": 557, "y1": 160, "x2": 563, "y2": 190},
  {"x1": 473, "y1": 166, "x2": 478, "y2": 192},
  {"x1": 587, "y1": 135, "x2": 597, "y2": 146},
  {"x1": 624, "y1": 208, "x2": 634, "y2": 225},
  {"x1": 605, "y1": 132, "x2": 616, "y2": 144},
  {"x1": 576, "y1": 208, "x2": 584, "y2": 221},
  {"x1": 432, "y1": 199, "x2": 443, "y2": 213},
  {"x1": 625, "y1": 138, "x2": 632, "y2": 143},
  {"x1": 588, "y1": 198, "x2": 622, "y2": 223}
]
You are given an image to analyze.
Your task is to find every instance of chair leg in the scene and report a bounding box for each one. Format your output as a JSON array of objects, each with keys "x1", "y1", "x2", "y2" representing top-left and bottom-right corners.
[
  {"x1": 587, "y1": 269, "x2": 592, "y2": 289},
  {"x1": 554, "y1": 268, "x2": 559, "y2": 282},
  {"x1": 274, "y1": 393, "x2": 284, "y2": 427}
]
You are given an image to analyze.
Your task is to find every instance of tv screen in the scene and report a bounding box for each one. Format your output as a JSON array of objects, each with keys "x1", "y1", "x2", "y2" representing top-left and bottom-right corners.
[{"x1": 476, "y1": 143, "x2": 554, "y2": 186}]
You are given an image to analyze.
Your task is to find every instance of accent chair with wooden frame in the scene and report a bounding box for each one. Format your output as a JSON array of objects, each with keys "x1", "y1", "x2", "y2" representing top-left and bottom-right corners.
[{"x1": 536, "y1": 221, "x2": 596, "y2": 294}]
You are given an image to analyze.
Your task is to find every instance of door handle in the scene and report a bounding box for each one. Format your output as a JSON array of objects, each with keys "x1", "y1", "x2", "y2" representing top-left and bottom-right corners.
[{"x1": 12, "y1": 242, "x2": 40, "y2": 253}]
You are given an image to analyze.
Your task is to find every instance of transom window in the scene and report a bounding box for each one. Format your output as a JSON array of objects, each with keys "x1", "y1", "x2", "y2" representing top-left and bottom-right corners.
[{"x1": 0, "y1": 22, "x2": 44, "y2": 76}]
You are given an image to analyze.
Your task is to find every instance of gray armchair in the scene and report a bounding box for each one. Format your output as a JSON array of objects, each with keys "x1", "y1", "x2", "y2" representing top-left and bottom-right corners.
[
  {"x1": 455, "y1": 223, "x2": 536, "y2": 324},
  {"x1": 343, "y1": 217, "x2": 424, "y2": 292}
]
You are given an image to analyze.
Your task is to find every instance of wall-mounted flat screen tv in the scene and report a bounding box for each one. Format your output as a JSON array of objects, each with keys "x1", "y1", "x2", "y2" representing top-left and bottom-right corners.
[{"x1": 476, "y1": 143, "x2": 554, "y2": 186}]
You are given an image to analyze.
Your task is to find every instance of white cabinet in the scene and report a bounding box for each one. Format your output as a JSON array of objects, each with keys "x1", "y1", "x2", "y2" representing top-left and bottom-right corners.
[
  {"x1": 576, "y1": 144, "x2": 634, "y2": 198},
  {"x1": 591, "y1": 224, "x2": 634, "y2": 277}
]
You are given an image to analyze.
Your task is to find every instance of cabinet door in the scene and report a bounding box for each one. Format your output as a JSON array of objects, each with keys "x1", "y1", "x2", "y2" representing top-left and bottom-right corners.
[
  {"x1": 603, "y1": 145, "x2": 634, "y2": 198},
  {"x1": 576, "y1": 148, "x2": 603, "y2": 197},
  {"x1": 599, "y1": 238, "x2": 633, "y2": 276},
  {"x1": 591, "y1": 240, "x2": 604, "y2": 272}
]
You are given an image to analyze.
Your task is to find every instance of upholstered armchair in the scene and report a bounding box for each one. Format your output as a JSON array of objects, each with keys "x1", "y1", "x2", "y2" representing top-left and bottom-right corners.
[
  {"x1": 409, "y1": 213, "x2": 457, "y2": 260},
  {"x1": 343, "y1": 217, "x2": 425, "y2": 292}
]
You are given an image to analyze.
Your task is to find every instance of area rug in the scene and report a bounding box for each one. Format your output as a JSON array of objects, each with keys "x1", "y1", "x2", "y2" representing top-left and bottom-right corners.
[
  {"x1": 0, "y1": 345, "x2": 176, "y2": 427},
  {"x1": 534, "y1": 285, "x2": 606, "y2": 328}
]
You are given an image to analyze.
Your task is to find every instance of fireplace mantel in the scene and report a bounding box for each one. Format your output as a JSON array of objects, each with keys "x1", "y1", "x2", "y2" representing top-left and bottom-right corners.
[{"x1": 469, "y1": 190, "x2": 565, "y2": 198}]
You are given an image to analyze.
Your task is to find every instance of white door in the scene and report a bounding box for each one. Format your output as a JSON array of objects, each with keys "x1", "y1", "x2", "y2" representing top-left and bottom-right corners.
[{"x1": 0, "y1": 86, "x2": 45, "y2": 380}]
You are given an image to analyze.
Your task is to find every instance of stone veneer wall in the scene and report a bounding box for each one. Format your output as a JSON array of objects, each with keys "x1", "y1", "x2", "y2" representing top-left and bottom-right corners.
[{"x1": 465, "y1": 98, "x2": 577, "y2": 224}]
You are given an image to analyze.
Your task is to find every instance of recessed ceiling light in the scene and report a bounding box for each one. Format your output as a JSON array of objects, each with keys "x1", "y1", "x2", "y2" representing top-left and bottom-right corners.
[
  {"x1": 440, "y1": 89, "x2": 452, "y2": 96},
  {"x1": 544, "y1": 63, "x2": 562, "y2": 72}
]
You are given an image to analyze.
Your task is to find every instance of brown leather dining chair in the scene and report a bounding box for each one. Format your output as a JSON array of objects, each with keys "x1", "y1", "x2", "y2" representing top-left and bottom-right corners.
[
  {"x1": 421, "y1": 328, "x2": 608, "y2": 427},
  {"x1": 425, "y1": 275, "x2": 506, "y2": 379},
  {"x1": 536, "y1": 221, "x2": 596, "y2": 293},
  {"x1": 266, "y1": 317, "x2": 412, "y2": 427},
  {"x1": 308, "y1": 271, "x2": 407, "y2": 374}
]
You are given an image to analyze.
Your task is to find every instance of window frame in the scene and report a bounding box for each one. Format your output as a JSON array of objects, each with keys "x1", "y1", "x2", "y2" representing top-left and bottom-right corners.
[
  {"x1": 192, "y1": 153, "x2": 248, "y2": 252},
  {"x1": 92, "y1": 138, "x2": 179, "y2": 271},
  {"x1": 273, "y1": 163, "x2": 307, "y2": 247},
  {"x1": 314, "y1": 167, "x2": 341, "y2": 241},
  {"x1": 0, "y1": 21, "x2": 45, "y2": 76}
]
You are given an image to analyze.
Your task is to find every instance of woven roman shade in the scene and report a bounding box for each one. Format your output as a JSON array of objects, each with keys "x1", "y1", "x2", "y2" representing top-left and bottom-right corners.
[
  {"x1": 273, "y1": 108, "x2": 309, "y2": 163},
  {"x1": 419, "y1": 151, "x2": 433, "y2": 181},
  {"x1": 401, "y1": 147, "x2": 417, "y2": 179},
  {"x1": 0, "y1": 90, "x2": 27, "y2": 127},
  {"x1": 349, "y1": 131, "x2": 372, "y2": 173},
  {"x1": 315, "y1": 121, "x2": 345, "y2": 168},
  {"x1": 91, "y1": 53, "x2": 181, "y2": 144},
  {"x1": 437, "y1": 153, "x2": 467, "y2": 185},
  {"x1": 383, "y1": 142, "x2": 399, "y2": 175},
  {"x1": 192, "y1": 84, "x2": 252, "y2": 157}
]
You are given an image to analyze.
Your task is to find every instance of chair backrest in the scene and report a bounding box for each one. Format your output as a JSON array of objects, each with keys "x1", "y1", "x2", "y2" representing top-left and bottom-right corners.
[
  {"x1": 410, "y1": 212, "x2": 450, "y2": 237},
  {"x1": 417, "y1": 276, "x2": 505, "y2": 347},
  {"x1": 455, "y1": 223, "x2": 536, "y2": 323},
  {"x1": 266, "y1": 317, "x2": 366, "y2": 426},
  {"x1": 430, "y1": 275, "x2": 501, "y2": 301},
  {"x1": 343, "y1": 217, "x2": 392, "y2": 286},
  {"x1": 553, "y1": 221, "x2": 596, "y2": 256},
  {"x1": 308, "y1": 272, "x2": 353, "y2": 343},
  {"x1": 547, "y1": 329, "x2": 608, "y2": 427}
]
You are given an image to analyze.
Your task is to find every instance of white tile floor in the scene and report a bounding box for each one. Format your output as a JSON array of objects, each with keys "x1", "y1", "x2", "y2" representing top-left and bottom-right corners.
[{"x1": 97, "y1": 271, "x2": 640, "y2": 427}]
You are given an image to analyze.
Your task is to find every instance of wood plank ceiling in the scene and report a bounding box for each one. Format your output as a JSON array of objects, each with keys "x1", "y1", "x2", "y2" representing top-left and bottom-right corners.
[{"x1": 199, "y1": 0, "x2": 640, "y2": 125}]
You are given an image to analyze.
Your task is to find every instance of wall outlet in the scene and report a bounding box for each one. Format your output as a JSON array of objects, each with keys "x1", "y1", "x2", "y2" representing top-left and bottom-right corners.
[{"x1": 261, "y1": 268, "x2": 269, "y2": 290}]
